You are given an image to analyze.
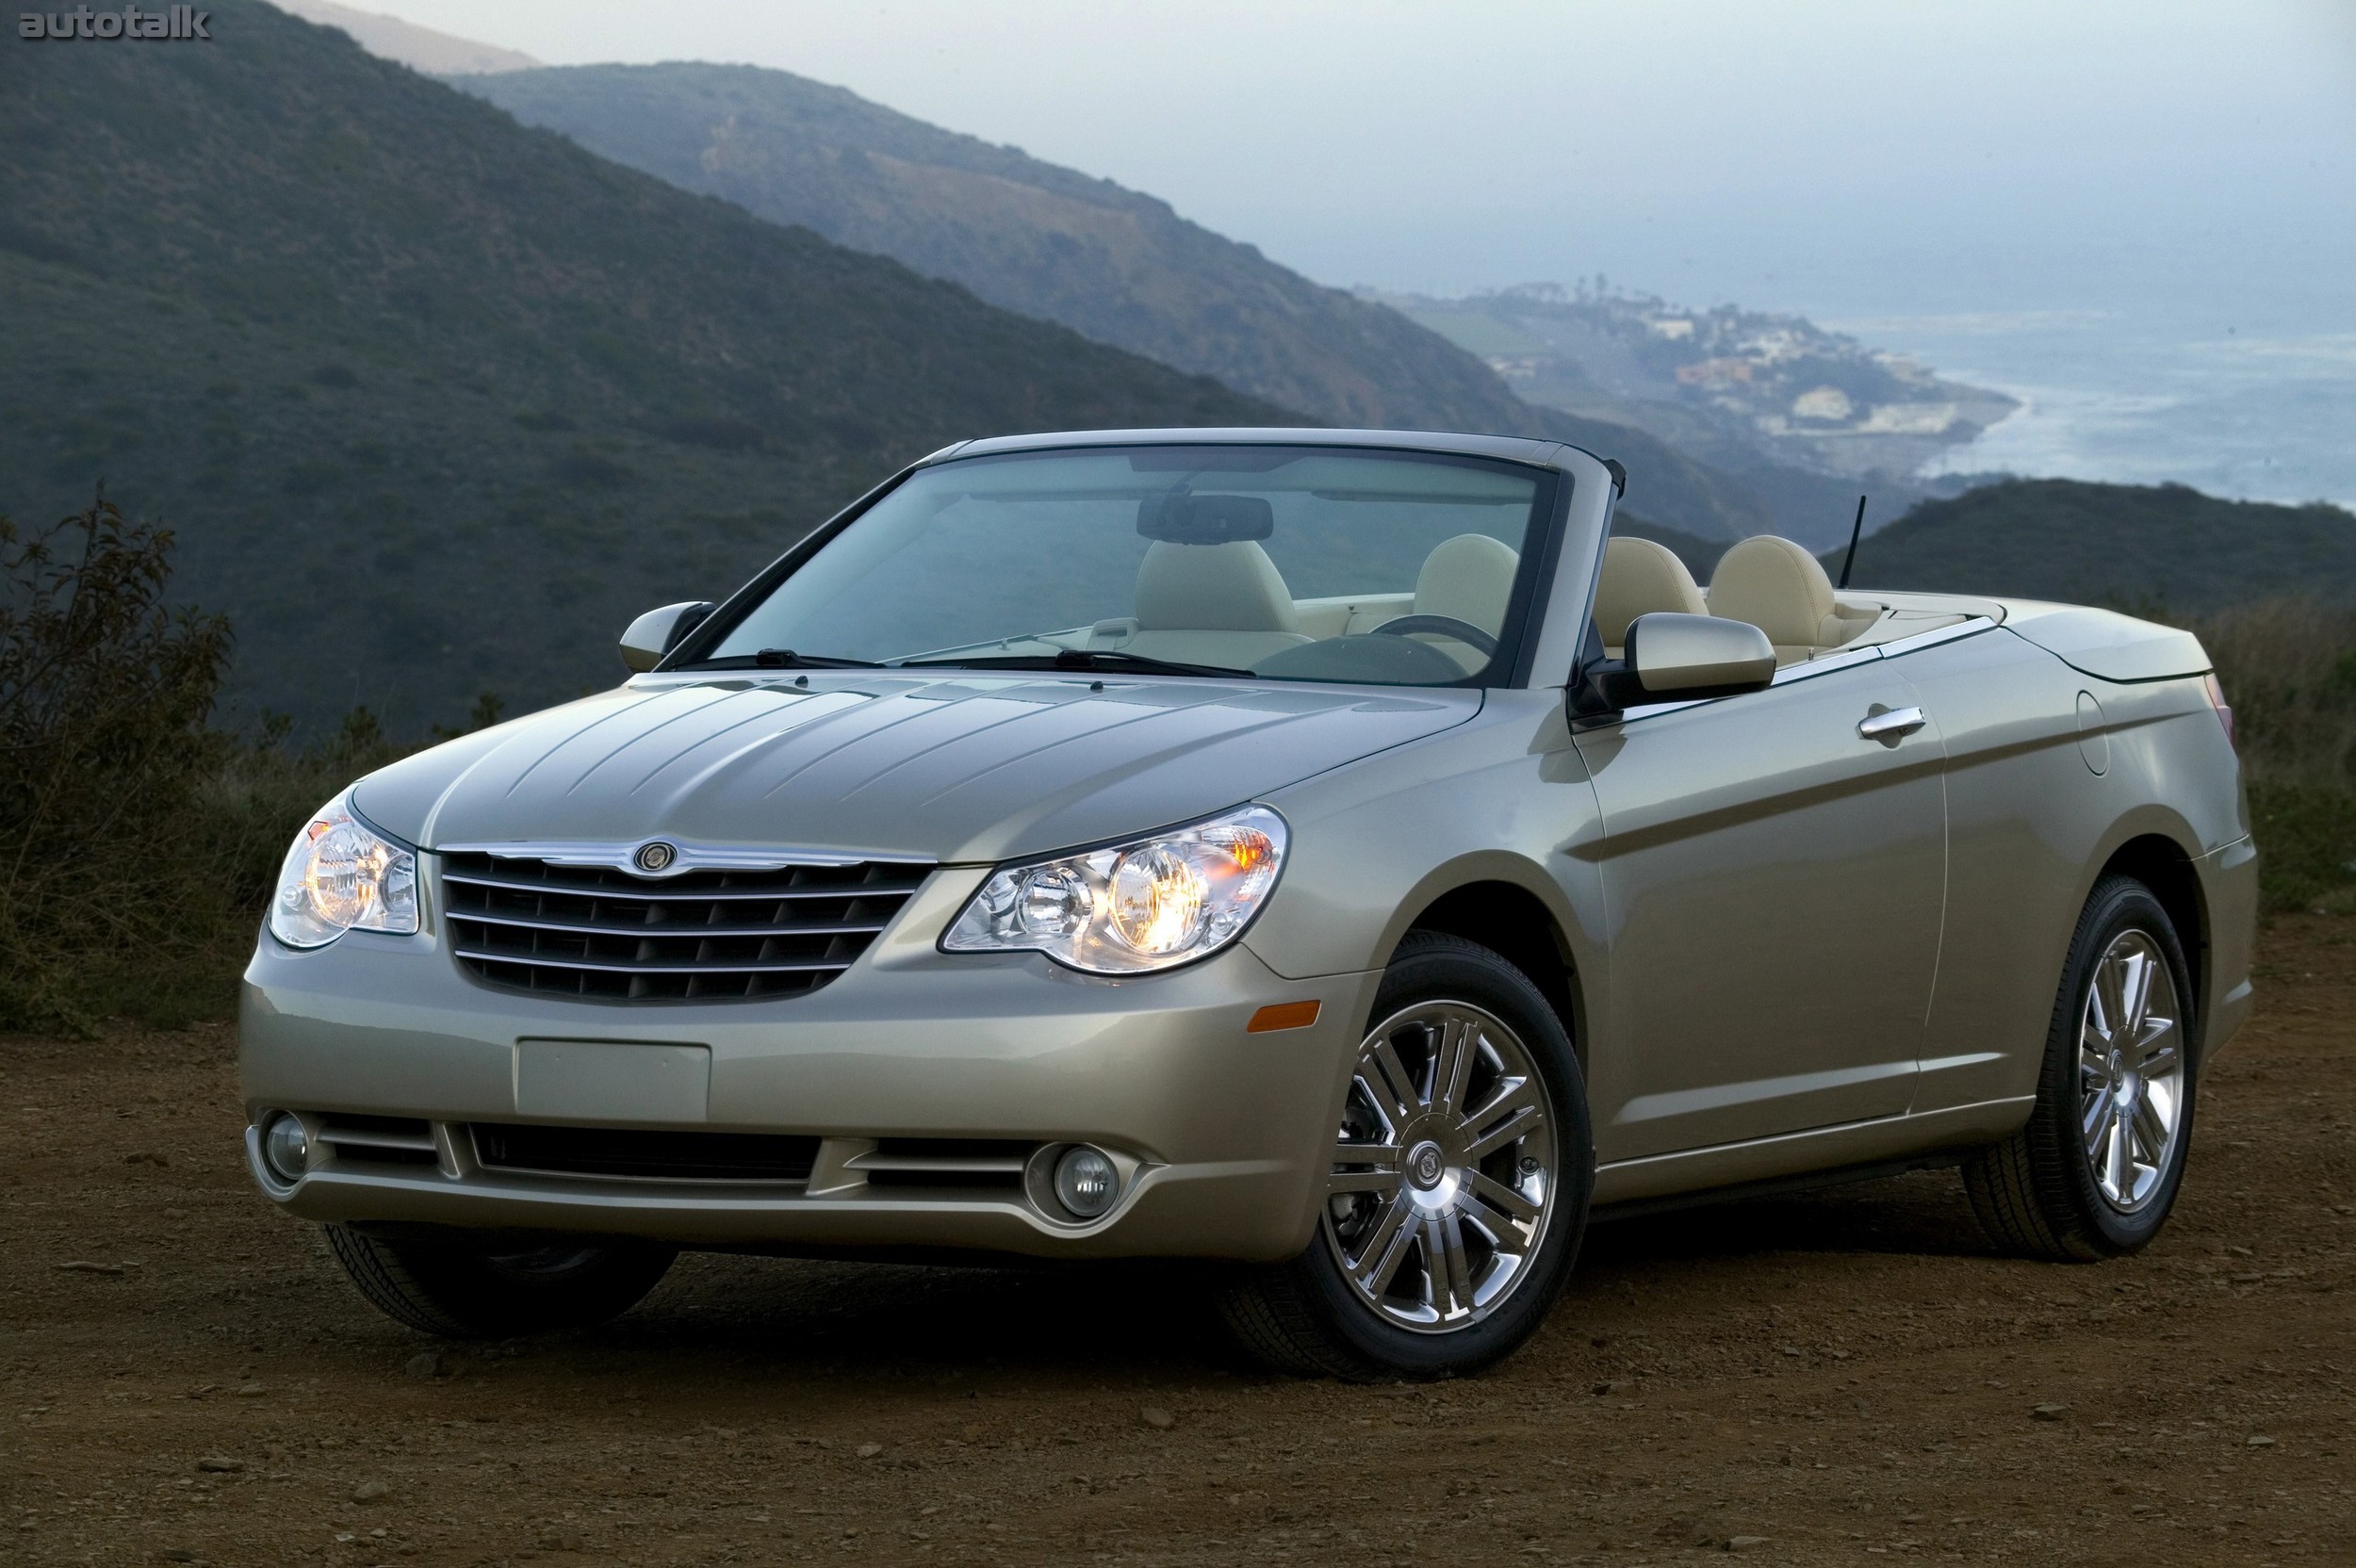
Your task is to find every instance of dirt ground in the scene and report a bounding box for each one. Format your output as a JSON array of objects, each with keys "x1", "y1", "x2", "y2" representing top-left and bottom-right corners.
[{"x1": 5, "y1": 919, "x2": 2351, "y2": 1568}]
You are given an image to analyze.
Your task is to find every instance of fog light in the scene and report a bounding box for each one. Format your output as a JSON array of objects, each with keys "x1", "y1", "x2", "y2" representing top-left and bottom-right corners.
[
  {"x1": 260, "y1": 1113, "x2": 309, "y2": 1183},
  {"x1": 1053, "y1": 1145, "x2": 1120, "y2": 1219}
]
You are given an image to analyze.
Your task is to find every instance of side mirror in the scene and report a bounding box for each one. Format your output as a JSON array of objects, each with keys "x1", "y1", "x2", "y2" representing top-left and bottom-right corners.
[
  {"x1": 618, "y1": 600, "x2": 715, "y2": 673},
  {"x1": 1577, "y1": 612, "x2": 1775, "y2": 713}
]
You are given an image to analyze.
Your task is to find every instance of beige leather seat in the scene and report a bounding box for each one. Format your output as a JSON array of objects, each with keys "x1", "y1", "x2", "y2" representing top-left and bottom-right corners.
[
  {"x1": 1707, "y1": 535, "x2": 1859, "y2": 663},
  {"x1": 1410, "y1": 533, "x2": 1519, "y2": 670},
  {"x1": 1126, "y1": 541, "x2": 1313, "y2": 666},
  {"x1": 1593, "y1": 536, "x2": 1707, "y2": 655}
]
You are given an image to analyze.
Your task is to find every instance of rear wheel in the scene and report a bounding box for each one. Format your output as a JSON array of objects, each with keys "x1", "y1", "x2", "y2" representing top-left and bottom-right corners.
[
  {"x1": 1219, "y1": 932, "x2": 1593, "y2": 1380},
  {"x1": 1964, "y1": 874, "x2": 2198, "y2": 1260},
  {"x1": 324, "y1": 1225, "x2": 676, "y2": 1338}
]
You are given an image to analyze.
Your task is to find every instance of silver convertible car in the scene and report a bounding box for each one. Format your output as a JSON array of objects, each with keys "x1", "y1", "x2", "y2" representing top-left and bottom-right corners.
[{"x1": 242, "y1": 429, "x2": 2254, "y2": 1379}]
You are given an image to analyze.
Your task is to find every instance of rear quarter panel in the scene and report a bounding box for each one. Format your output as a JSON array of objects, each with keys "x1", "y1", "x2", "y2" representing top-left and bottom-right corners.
[{"x1": 1895, "y1": 627, "x2": 2246, "y2": 1112}]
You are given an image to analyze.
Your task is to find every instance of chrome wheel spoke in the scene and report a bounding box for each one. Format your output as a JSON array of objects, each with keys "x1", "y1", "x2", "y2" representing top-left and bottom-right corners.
[
  {"x1": 1330, "y1": 1142, "x2": 1402, "y2": 1195},
  {"x1": 1432, "y1": 1017, "x2": 1477, "y2": 1118},
  {"x1": 2085, "y1": 969, "x2": 2117, "y2": 1047},
  {"x1": 2130, "y1": 1094, "x2": 2169, "y2": 1168},
  {"x1": 1462, "y1": 1085, "x2": 1544, "y2": 1161},
  {"x1": 2105, "y1": 1104, "x2": 2133, "y2": 1200},
  {"x1": 2081, "y1": 1087, "x2": 2111, "y2": 1152},
  {"x1": 2118, "y1": 950, "x2": 2154, "y2": 1035},
  {"x1": 1367, "y1": 1037, "x2": 1422, "y2": 1121},
  {"x1": 1431, "y1": 1214, "x2": 1476, "y2": 1316},
  {"x1": 2078, "y1": 1038, "x2": 2111, "y2": 1088},
  {"x1": 1463, "y1": 1168, "x2": 1542, "y2": 1226},
  {"x1": 1353, "y1": 1197, "x2": 1417, "y2": 1296}
]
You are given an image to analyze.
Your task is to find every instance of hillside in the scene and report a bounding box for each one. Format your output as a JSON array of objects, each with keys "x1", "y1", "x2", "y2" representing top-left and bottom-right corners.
[
  {"x1": 458, "y1": 63, "x2": 1852, "y2": 548},
  {"x1": 1832, "y1": 480, "x2": 2356, "y2": 612},
  {"x1": 464, "y1": 63, "x2": 1538, "y2": 435},
  {"x1": 270, "y1": 0, "x2": 539, "y2": 74},
  {"x1": 0, "y1": 1, "x2": 1286, "y2": 729}
]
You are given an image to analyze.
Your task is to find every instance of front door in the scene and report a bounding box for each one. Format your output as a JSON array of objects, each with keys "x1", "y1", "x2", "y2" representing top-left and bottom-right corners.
[{"x1": 1572, "y1": 656, "x2": 1946, "y2": 1162}]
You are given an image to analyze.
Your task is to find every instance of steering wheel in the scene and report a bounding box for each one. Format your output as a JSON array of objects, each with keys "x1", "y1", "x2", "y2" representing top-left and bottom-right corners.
[{"x1": 1368, "y1": 613, "x2": 1499, "y2": 658}]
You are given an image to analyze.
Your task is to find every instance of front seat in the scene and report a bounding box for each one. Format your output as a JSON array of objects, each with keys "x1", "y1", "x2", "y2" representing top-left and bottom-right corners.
[
  {"x1": 1708, "y1": 535, "x2": 1844, "y2": 662},
  {"x1": 1126, "y1": 540, "x2": 1313, "y2": 666},
  {"x1": 1409, "y1": 533, "x2": 1520, "y2": 670},
  {"x1": 1592, "y1": 536, "x2": 1707, "y2": 656}
]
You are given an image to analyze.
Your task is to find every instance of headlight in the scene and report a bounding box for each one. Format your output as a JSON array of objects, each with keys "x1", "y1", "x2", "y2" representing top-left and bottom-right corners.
[
  {"x1": 268, "y1": 793, "x2": 419, "y2": 949},
  {"x1": 942, "y1": 806, "x2": 1285, "y2": 974}
]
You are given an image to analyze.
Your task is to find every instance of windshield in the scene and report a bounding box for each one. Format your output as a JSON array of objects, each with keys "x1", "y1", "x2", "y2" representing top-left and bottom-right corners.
[{"x1": 695, "y1": 445, "x2": 1555, "y2": 686}]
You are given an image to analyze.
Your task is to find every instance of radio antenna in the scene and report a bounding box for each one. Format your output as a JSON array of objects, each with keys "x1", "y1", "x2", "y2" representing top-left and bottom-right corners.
[{"x1": 1836, "y1": 494, "x2": 1868, "y2": 590}]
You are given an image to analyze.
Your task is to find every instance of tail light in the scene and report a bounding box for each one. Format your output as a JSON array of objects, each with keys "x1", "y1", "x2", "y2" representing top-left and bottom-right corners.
[{"x1": 2203, "y1": 672, "x2": 2234, "y2": 752}]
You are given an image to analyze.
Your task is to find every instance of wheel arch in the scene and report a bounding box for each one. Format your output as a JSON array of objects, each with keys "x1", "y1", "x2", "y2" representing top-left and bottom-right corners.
[
  {"x1": 1392, "y1": 873, "x2": 1587, "y2": 1067},
  {"x1": 2093, "y1": 829, "x2": 2208, "y2": 1048}
]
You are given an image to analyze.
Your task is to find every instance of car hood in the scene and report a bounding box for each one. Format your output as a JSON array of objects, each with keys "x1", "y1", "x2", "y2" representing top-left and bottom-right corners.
[{"x1": 352, "y1": 673, "x2": 1480, "y2": 864}]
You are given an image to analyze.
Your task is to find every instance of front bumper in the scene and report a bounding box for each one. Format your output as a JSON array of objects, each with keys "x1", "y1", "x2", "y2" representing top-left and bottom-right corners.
[{"x1": 239, "y1": 871, "x2": 1377, "y2": 1262}]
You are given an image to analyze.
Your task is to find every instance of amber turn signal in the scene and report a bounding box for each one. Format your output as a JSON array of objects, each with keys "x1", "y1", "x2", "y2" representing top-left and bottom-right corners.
[{"x1": 1247, "y1": 1001, "x2": 1321, "y2": 1034}]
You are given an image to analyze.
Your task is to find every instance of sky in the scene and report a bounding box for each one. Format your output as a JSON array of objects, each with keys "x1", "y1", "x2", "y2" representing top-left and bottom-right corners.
[{"x1": 339, "y1": 0, "x2": 2354, "y2": 327}]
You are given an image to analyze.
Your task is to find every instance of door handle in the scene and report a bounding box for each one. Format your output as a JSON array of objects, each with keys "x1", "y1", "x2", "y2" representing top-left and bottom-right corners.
[{"x1": 1857, "y1": 705, "x2": 1927, "y2": 743}]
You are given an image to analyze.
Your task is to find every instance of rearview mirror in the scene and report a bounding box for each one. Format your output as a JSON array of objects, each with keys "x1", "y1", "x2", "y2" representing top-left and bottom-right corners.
[
  {"x1": 1577, "y1": 612, "x2": 1775, "y2": 714},
  {"x1": 1137, "y1": 491, "x2": 1274, "y2": 544},
  {"x1": 618, "y1": 600, "x2": 715, "y2": 673}
]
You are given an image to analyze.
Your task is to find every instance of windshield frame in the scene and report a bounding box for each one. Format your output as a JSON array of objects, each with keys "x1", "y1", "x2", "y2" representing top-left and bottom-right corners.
[{"x1": 663, "y1": 438, "x2": 1574, "y2": 690}]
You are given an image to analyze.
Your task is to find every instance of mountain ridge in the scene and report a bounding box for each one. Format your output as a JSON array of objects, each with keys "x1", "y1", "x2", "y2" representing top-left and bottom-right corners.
[
  {"x1": 0, "y1": 0, "x2": 1288, "y2": 729},
  {"x1": 456, "y1": 61, "x2": 1856, "y2": 547}
]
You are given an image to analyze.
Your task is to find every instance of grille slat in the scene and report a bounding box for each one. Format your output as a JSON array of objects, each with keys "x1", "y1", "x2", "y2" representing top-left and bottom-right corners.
[
  {"x1": 441, "y1": 850, "x2": 926, "y2": 1002},
  {"x1": 451, "y1": 908, "x2": 888, "y2": 939}
]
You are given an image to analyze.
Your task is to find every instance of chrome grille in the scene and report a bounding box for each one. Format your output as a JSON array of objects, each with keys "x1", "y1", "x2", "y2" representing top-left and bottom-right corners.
[{"x1": 440, "y1": 851, "x2": 928, "y2": 1001}]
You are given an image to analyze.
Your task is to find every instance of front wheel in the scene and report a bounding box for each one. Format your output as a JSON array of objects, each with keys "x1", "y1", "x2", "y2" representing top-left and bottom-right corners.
[
  {"x1": 324, "y1": 1225, "x2": 677, "y2": 1338},
  {"x1": 1219, "y1": 932, "x2": 1593, "y2": 1380},
  {"x1": 1963, "y1": 874, "x2": 2199, "y2": 1260}
]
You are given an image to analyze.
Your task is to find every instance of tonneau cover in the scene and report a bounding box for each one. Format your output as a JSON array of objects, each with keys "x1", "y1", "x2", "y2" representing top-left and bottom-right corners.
[{"x1": 1997, "y1": 602, "x2": 2212, "y2": 683}]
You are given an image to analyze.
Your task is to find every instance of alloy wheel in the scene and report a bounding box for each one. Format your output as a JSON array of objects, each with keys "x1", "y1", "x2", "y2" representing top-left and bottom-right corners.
[
  {"x1": 1324, "y1": 1002, "x2": 1557, "y2": 1331},
  {"x1": 2077, "y1": 928, "x2": 2184, "y2": 1211}
]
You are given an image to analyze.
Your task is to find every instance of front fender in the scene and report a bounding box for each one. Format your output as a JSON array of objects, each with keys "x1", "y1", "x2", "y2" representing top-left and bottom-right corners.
[{"x1": 1244, "y1": 689, "x2": 1607, "y2": 989}]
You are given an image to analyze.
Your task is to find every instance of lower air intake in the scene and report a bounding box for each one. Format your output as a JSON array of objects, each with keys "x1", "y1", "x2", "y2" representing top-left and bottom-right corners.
[{"x1": 470, "y1": 1123, "x2": 820, "y2": 1184}]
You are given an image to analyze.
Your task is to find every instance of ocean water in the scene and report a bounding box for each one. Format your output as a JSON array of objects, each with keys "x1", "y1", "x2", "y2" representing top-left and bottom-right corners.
[{"x1": 1823, "y1": 309, "x2": 2356, "y2": 514}]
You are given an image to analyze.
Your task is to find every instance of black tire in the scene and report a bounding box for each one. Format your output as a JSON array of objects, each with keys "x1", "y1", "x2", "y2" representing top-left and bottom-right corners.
[
  {"x1": 1219, "y1": 931, "x2": 1594, "y2": 1380},
  {"x1": 1964, "y1": 874, "x2": 2199, "y2": 1261},
  {"x1": 323, "y1": 1225, "x2": 677, "y2": 1338}
]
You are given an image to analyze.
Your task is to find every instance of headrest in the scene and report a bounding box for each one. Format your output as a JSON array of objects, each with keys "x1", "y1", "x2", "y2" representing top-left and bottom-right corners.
[
  {"x1": 1709, "y1": 535, "x2": 1836, "y2": 648},
  {"x1": 1134, "y1": 540, "x2": 1300, "y2": 632},
  {"x1": 1413, "y1": 533, "x2": 1520, "y2": 634},
  {"x1": 1593, "y1": 536, "x2": 1707, "y2": 646}
]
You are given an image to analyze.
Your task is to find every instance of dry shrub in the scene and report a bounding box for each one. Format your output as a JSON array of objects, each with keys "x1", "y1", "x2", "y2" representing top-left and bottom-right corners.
[{"x1": 2183, "y1": 596, "x2": 2356, "y2": 913}]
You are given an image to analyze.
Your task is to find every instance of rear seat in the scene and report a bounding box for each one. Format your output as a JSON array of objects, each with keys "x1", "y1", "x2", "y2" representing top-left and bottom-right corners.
[{"x1": 1705, "y1": 536, "x2": 1876, "y2": 663}]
